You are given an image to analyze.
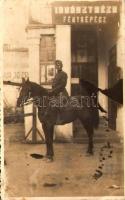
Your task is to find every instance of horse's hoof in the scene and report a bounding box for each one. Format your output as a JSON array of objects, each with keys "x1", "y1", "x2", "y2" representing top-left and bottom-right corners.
[
  {"x1": 46, "y1": 158, "x2": 53, "y2": 163},
  {"x1": 43, "y1": 156, "x2": 53, "y2": 162},
  {"x1": 86, "y1": 152, "x2": 94, "y2": 157},
  {"x1": 42, "y1": 157, "x2": 47, "y2": 161}
]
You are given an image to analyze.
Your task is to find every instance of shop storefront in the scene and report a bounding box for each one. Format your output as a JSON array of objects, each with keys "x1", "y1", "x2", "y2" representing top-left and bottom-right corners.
[{"x1": 25, "y1": 0, "x2": 124, "y2": 142}]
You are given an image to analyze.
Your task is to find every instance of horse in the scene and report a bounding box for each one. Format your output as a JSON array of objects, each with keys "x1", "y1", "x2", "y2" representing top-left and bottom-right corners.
[{"x1": 16, "y1": 78, "x2": 99, "y2": 162}]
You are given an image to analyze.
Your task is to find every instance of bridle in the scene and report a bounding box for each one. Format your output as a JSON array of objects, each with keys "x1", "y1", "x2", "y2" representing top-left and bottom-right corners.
[{"x1": 17, "y1": 89, "x2": 34, "y2": 107}]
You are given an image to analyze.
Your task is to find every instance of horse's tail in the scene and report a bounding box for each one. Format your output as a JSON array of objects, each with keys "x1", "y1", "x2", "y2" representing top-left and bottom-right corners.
[
  {"x1": 80, "y1": 78, "x2": 123, "y2": 105},
  {"x1": 79, "y1": 79, "x2": 100, "y2": 94}
]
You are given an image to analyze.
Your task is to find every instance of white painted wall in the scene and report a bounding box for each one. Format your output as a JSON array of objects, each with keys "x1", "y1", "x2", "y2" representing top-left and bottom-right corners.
[
  {"x1": 25, "y1": 25, "x2": 73, "y2": 141},
  {"x1": 97, "y1": 28, "x2": 108, "y2": 116},
  {"x1": 54, "y1": 25, "x2": 73, "y2": 140},
  {"x1": 25, "y1": 25, "x2": 73, "y2": 142},
  {"x1": 98, "y1": 2, "x2": 124, "y2": 137},
  {"x1": 116, "y1": 0, "x2": 125, "y2": 137},
  {"x1": 3, "y1": 49, "x2": 29, "y2": 108},
  {"x1": 24, "y1": 36, "x2": 41, "y2": 142},
  {"x1": 24, "y1": 27, "x2": 55, "y2": 142}
]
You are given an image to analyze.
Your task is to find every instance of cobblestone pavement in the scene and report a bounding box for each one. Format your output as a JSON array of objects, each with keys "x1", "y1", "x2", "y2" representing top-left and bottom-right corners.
[{"x1": 4, "y1": 124, "x2": 124, "y2": 197}]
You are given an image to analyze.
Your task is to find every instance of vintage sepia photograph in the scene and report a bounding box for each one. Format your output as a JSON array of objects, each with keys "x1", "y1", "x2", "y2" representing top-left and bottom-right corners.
[{"x1": 1, "y1": 0, "x2": 125, "y2": 199}]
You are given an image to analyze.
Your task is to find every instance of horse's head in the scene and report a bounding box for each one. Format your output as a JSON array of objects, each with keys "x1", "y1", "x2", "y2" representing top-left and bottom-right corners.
[{"x1": 16, "y1": 78, "x2": 32, "y2": 107}]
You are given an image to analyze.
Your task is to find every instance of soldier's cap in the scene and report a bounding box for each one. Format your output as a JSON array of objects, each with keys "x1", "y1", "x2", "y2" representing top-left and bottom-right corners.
[{"x1": 55, "y1": 60, "x2": 63, "y2": 67}]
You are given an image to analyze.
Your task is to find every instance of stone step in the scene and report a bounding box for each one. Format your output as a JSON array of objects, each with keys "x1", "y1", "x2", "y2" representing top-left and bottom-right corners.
[
  {"x1": 55, "y1": 136, "x2": 120, "y2": 144},
  {"x1": 73, "y1": 121, "x2": 120, "y2": 143},
  {"x1": 73, "y1": 136, "x2": 120, "y2": 144}
]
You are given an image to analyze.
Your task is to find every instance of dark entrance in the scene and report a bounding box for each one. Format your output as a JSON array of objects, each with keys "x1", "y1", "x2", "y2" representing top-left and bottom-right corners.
[{"x1": 71, "y1": 26, "x2": 98, "y2": 139}]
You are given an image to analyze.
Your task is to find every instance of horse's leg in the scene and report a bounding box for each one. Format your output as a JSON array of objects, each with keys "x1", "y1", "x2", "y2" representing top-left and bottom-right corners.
[
  {"x1": 46, "y1": 125, "x2": 54, "y2": 159},
  {"x1": 78, "y1": 109, "x2": 94, "y2": 155},
  {"x1": 79, "y1": 117, "x2": 94, "y2": 155},
  {"x1": 42, "y1": 123, "x2": 54, "y2": 161},
  {"x1": 84, "y1": 124, "x2": 94, "y2": 155}
]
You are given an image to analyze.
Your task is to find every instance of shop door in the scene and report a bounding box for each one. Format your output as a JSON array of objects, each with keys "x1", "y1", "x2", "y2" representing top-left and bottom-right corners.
[
  {"x1": 108, "y1": 45, "x2": 117, "y2": 130},
  {"x1": 71, "y1": 29, "x2": 98, "y2": 139}
]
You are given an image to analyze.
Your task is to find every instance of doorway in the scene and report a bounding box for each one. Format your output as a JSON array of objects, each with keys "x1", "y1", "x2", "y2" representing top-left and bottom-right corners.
[{"x1": 71, "y1": 26, "x2": 98, "y2": 138}]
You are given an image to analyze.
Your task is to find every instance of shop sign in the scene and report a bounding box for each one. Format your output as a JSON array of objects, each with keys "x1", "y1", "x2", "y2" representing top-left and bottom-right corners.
[
  {"x1": 4, "y1": 71, "x2": 29, "y2": 82},
  {"x1": 52, "y1": 1, "x2": 120, "y2": 24}
]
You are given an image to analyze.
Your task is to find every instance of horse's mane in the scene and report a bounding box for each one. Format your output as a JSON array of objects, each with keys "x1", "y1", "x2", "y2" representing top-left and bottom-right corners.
[{"x1": 29, "y1": 81, "x2": 48, "y2": 95}]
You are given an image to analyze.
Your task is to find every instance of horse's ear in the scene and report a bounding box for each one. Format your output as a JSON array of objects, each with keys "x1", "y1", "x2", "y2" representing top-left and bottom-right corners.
[
  {"x1": 27, "y1": 77, "x2": 30, "y2": 82},
  {"x1": 22, "y1": 77, "x2": 29, "y2": 83},
  {"x1": 22, "y1": 77, "x2": 25, "y2": 84}
]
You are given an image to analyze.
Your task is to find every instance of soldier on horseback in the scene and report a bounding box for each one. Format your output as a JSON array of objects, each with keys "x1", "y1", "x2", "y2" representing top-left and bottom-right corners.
[
  {"x1": 50, "y1": 59, "x2": 69, "y2": 98},
  {"x1": 44, "y1": 60, "x2": 69, "y2": 119}
]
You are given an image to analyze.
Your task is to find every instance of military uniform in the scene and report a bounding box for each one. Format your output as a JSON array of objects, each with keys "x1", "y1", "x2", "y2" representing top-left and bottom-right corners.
[
  {"x1": 51, "y1": 69, "x2": 69, "y2": 97},
  {"x1": 44, "y1": 69, "x2": 69, "y2": 121}
]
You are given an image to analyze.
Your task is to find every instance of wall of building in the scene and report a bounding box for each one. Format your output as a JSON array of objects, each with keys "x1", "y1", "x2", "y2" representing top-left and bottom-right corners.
[
  {"x1": 98, "y1": 24, "x2": 118, "y2": 110},
  {"x1": 3, "y1": 46, "x2": 29, "y2": 108},
  {"x1": 3, "y1": 0, "x2": 124, "y2": 141},
  {"x1": 116, "y1": 0, "x2": 125, "y2": 137},
  {"x1": 97, "y1": 28, "x2": 108, "y2": 115},
  {"x1": 97, "y1": 1, "x2": 124, "y2": 137},
  {"x1": 54, "y1": 25, "x2": 72, "y2": 140}
]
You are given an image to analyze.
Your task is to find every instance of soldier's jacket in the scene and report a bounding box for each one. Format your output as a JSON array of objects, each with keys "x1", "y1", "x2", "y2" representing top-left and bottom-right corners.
[
  {"x1": 43, "y1": 70, "x2": 69, "y2": 119},
  {"x1": 51, "y1": 70, "x2": 69, "y2": 96}
]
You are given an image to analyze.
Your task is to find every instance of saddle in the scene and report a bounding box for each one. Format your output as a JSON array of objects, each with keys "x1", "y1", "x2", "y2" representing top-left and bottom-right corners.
[{"x1": 43, "y1": 96, "x2": 82, "y2": 125}]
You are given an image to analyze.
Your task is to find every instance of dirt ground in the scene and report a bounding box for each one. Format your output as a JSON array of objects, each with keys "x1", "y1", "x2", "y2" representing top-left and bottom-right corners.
[{"x1": 4, "y1": 123, "x2": 124, "y2": 197}]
